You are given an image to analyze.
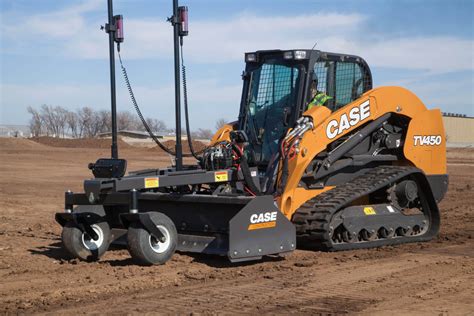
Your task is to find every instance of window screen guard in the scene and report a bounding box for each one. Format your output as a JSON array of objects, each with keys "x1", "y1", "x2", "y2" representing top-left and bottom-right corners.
[{"x1": 313, "y1": 60, "x2": 370, "y2": 110}]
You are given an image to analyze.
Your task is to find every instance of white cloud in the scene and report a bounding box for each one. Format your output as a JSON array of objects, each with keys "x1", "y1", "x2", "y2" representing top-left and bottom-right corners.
[
  {"x1": 2, "y1": 3, "x2": 472, "y2": 74},
  {"x1": 2, "y1": 0, "x2": 101, "y2": 39},
  {"x1": 63, "y1": 12, "x2": 367, "y2": 61}
]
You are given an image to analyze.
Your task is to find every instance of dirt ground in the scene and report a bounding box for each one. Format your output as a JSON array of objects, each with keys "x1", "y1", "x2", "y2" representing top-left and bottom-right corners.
[{"x1": 0, "y1": 138, "x2": 472, "y2": 315}]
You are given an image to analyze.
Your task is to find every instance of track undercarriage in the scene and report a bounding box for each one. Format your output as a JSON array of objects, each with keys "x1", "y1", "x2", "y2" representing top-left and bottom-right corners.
[{"x1": 293, "y1": 166, "x2": 441, "y2": 250}]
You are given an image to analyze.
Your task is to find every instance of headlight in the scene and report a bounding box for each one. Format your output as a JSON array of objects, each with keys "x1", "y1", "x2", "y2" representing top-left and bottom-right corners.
[
  {"x1": 245, "y1": 53, "x2": 257, "y2": 62},
  {"x1": 283, "y1": 51, "x2": 294, "y2": 59},
  {"x1": 294, "y1": 50, "x2": 307, "y2": 59}
]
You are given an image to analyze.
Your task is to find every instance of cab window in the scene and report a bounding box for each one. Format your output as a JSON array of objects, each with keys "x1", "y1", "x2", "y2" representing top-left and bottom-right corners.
[
  {"x1": 335, "y1": 62, "x2": 364, "y2": 109},
  {"x1": 313, "y1": 60, "x2": 367, "y2": 111}
]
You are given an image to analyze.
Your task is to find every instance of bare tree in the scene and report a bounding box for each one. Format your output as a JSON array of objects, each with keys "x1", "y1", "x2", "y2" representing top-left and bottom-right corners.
[
  {"x1": 145, "y1": 118, "x2": 168, "y2": 132},
  {"x1": 40, "y1": 105, "x2": 54, "y2": 136},
  {"x1": 117, "y1": 111, "x2": 136, "y2": 131},
  {"x1": 97, "y1": 110, "x2": 111, "y2": 134},
  {"x1": 215, "y1": 118, "x2": 227, "y2": 131},
  {"x1": 27, "y1": 106, "x2": 43, "y2": 137},
  {"x1": 27, "y1": 105, "x2": 174, "y2": 138},
  {"x1": 38, "y1": 105, "x2": 68, "y2": 137},
  {"x1": 66, "y1": 108, "x2": 108, "y2": 138},
  {"x1": 89, "y1": 111, "x2": 104, "y2": 137},
  {"x1": 194, "y1": 128, "x2": 213, "y2": 140},
  {"x1": 66, "y1": 110, "x2": 80, "y2": 138},
  {"x1": 78, "y1": 107, "x2": 97, "y2": 137},
  {"x1": 55, "y1": 106, "x2": 68, "y2": 138}
]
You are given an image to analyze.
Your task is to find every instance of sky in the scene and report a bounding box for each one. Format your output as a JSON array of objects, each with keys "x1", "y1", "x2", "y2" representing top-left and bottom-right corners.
[{"x1": 1, "y1": 0, "x2": 473, "y2": 130}]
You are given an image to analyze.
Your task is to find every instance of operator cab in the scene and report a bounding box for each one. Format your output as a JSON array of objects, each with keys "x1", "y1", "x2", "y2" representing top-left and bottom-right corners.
[{"x1": 238, "y1": 49, "x2": 372, "y2": 168}]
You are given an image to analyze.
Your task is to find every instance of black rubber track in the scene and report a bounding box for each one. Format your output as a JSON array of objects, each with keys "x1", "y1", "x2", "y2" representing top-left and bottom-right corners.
[{"x1": 292, "y1": 165, "x2": 440, "y2": 251}]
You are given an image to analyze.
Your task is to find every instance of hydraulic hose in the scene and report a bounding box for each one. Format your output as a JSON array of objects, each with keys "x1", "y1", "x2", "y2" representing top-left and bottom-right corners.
[
  {"x1": 118, "y1": 50, "x2": 197, "y2": 157},
  {"x1": 231, "y1": 143, "x2": 262, "y2": 195},
  {"x1": 180, "y1": 42, "x2": 205, "y2": 159}
]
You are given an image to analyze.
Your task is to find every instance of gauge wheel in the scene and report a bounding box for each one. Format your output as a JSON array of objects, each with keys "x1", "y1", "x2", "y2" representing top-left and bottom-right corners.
[
  {"x1": 61, "y1": 220, "x2": 111, "y2": 261},
  {"x1": 127, "y1": 212, "x2": 177, "y2": 265}
]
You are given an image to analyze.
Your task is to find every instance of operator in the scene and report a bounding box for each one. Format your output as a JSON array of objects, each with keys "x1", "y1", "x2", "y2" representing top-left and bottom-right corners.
[{"x1": 307, "y1": 76, "x2": 332, "y2": 110}]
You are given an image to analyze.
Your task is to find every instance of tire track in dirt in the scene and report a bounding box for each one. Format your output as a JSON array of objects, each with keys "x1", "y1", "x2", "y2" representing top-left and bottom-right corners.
[{"x1": 40, "y1": 243, "x2": 473, "y2": 315}]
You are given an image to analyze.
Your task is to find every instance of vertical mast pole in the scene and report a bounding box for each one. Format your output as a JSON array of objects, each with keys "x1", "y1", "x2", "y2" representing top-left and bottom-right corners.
[
  {"x1": 107, "y1": 0, "x2": 118, "y2": 159},
  {"x1": 172, "y1": 0, "x2": 183, "y2": 170}
]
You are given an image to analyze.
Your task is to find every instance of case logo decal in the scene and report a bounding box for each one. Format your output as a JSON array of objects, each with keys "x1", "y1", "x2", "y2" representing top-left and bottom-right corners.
[
  {"x1": 248, "y1": 211, "x2": 277, "y2": 230},
  {"x1": 326, "y1": 100, "x2": 371, "y2": 139},
  {"x1": 413, "y1": 135, "x2": 442, "y2": 146}
]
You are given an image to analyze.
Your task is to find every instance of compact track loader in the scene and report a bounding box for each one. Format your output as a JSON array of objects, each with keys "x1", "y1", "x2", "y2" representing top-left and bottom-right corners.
[{"x1": 55, "y1": 1, "x2": 448, "y2": 265}]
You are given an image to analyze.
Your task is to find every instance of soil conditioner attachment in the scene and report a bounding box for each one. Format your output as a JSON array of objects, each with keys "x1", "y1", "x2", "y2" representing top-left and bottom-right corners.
[{"x1": 55, "y1": 0, "x2": 448, "y2": 265}]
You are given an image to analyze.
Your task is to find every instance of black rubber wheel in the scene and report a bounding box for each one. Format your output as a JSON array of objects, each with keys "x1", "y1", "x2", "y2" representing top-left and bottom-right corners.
[
  {"x1": 61, "y1": 210, "x2": 111, "y2": 261},
  {"x1": 127, "y1": 212, "x2": 177, "y2": 266}
]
